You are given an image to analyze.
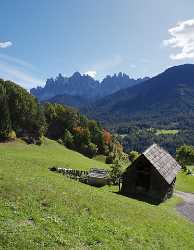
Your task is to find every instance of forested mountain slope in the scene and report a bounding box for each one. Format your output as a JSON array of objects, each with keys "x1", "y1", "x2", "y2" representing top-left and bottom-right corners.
[{"x1": 83, "y1": 64, "x2": 194, "y2": 127}]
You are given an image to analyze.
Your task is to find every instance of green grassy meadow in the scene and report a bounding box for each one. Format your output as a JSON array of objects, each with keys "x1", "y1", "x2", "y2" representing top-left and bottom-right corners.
[
  {"x1": 155, "y1": 129, "x2": 179, "y2": 135},
  {"x1": 176, "y1": 168, "x2": 194, "y2": 193},
  {"x1": 0, "y1": 139, "x2": 194, "y2": 249}
]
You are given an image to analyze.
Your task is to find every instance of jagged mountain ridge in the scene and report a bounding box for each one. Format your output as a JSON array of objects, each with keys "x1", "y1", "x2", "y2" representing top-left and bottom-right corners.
[{"x1": 30, "y1": 72, "x2": 148, "y2": 101}]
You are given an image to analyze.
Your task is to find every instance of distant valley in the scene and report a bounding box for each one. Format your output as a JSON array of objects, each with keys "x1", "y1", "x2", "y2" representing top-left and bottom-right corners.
[{"x1": 82, "y1": 64, "x2": 194, "y2": 129}]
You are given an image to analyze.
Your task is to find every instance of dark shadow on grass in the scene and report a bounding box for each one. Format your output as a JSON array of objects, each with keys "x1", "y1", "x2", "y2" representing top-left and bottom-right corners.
[{"x1": 113, "y1": 191, "x2": 161, "y2": 205}]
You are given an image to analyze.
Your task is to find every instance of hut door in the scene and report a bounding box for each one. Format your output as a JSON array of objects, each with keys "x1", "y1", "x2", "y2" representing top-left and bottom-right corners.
[{"x1": 136, "y1": 164, "x2": 150, "y2": 193}]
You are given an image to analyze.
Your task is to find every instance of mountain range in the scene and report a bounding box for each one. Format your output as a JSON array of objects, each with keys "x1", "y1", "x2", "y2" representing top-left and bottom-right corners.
[
  {"x1": 83, "y1": 64, "x2": 194, "y2": 127},
  {"x1": 30, "y1": 64, "x2": 194, "y2": 128},
  {"x1": 30, "y1": 72, "x2": 148, "y2": 102},
  {"x1": 46, "y1": 93, "x2": 89, "y2": 108}
]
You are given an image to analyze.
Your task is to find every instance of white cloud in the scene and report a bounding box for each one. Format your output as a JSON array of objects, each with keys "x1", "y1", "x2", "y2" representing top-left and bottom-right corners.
[
  {"x1": 164, "y1": 19, "x2": 194, "y2": 60},
  {"x1": 84, "y1": 70, "x2": 97, "y2": 78},
  {"x1": 0, "y1": 41, "x2": 13, "y2": 49}
]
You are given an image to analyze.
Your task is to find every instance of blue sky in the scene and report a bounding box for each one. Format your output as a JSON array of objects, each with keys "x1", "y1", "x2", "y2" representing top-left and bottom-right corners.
[{"x1": 0, "y1": 0, "x2": 194, "y2": 89}]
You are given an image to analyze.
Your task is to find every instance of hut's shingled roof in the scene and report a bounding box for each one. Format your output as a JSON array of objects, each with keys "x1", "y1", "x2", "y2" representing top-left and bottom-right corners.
[{"x1": 143, "y1": 144, "x2": 181, "y2": 184}]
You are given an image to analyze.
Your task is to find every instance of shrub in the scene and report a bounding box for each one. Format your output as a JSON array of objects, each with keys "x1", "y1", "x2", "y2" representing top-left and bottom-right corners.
[
  {"x1": 187, "y1": 169, "x2": 192, "y2": 175},
  {"x1": 8, "y1": 130, "x2": 16, "y2": 140},
  {"x1": 128, "y1": 151, "x2": 140, "y2": 162},
  {"x1": 176, "y1": 145, "x2": 194, "y2": 171},
  {"x1": 36, "y1": 136, "x2": 44, "y2": 145},
  {"x1": 87, "y1": 142, "x2": 98, "y2": 158},
  {"x1": 110, "y1": 160, "x2": 123, "y2": 185},
  {"x1": 0, "y1": 130, "x2": 16, "y2": 141},
  {"x1": 63, "y1": 129, "x2": 74, "y2": 148},
  {"x1": 57, "y1": 139, "x2": 63, "y2": 145},
  {"x1": 80, "y1": 143, "x2": 98, "y2": 158},
  {"x1": 106, "y1": 154, "x2": 115, "y2": 164},
  {"x1": 0, "y1": 131, "x2": 9, "y2": 141}
]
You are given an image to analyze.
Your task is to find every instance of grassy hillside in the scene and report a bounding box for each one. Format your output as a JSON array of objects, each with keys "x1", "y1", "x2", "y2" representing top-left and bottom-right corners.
[
  {"x1": 176, "y1": 167, "x2": 194, "y2": 193},
  {"x1": 0, "y1": 138, "x2": 108, "y2": 171},
  {"x1": 0, "y1": 139, "x2": 194, "y2": 249}
]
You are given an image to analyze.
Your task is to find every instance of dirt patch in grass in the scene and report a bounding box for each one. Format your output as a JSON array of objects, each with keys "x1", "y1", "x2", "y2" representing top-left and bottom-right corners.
[{"x1": 176, "y1": 191, "x2": 194, "y2": 222}]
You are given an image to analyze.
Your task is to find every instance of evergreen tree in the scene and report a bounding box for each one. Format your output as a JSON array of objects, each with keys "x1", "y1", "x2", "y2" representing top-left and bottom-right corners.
[{"x1": 0, "y1": 84, "x2": 11, "y2": 139}]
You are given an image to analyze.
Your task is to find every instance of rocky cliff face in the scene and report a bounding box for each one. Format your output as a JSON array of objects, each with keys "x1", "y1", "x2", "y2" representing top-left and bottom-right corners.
[{"x1": 30, "y1": 72, "x2": 147, "y2": 101}]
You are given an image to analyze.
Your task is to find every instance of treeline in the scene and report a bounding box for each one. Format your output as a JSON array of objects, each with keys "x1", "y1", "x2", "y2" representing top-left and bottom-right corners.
[
  {"x1": 117, "y1": 125, "x2": 194, "y2": 155},
  {"x1": 0, "y1": 79, "x2": 121, "y2": 159},
  {"x1": 0, "y1": 79, "x2": 45, "y2": 141},
  {"x1": 44, "y1": 102, "x2": 117, "y2": 158}
]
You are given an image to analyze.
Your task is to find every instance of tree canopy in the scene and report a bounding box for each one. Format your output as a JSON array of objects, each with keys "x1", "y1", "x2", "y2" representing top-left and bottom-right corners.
[
  {"x1": 43, "y1": 102, "x2": 118, "y2": 158},
  {"x1": 0, "y1": 79, "x2": 122, "y2": 159},
  {"x1": 0, "y1": 79, "x2": 46, "y2": 142},
  {"x1": 176, "y1": 145, "x2": 194, "y2": 170}
]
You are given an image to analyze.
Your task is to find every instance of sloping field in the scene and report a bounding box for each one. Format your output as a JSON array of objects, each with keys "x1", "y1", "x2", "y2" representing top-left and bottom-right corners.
[
  {"x1": 0, "y1": 139, "x2": 194, "y2": 249},
  {"x1": 176, "y1": 170, "x2": 194, "y2": 193}
]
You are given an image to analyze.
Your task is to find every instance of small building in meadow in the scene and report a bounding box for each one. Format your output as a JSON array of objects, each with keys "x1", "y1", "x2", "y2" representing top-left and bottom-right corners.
[{"x1": 121, "y1": 144, "x2": 181, "y2": 203}]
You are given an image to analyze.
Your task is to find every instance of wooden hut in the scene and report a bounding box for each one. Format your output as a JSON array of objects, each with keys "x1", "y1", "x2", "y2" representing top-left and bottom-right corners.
[{"x1": 121, "y1": 144, "x2": 181, "y2": 203}]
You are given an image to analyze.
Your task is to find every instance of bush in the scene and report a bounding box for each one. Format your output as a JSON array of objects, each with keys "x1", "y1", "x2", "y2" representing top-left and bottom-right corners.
[
  {"x1": 63, "y1": 129, "x2": 74, "y2": 148},
  {"x1": 36, "y1": 136, "x2": 44, "y2": 145},
  {"x1": 176, "y1": 145, "x2": 194, "y2": 170},
  {"x1": 110, "y1": 160, "x2": 123, "y2": 185},
  {"x1": 128, "y1": 151, "x2": 140, "y2": 162},
  {"x1": 187, "y1": 169, "x2": 192, "y2": 175},
  {"x1": 8, "y1": 130, "x2": 16, "y2": 140},
  {"x1": 57, "y1": 139, "x2": 64, "y2": 145},
  {"x1": 87, "y1": 142, "x2": 98, "y2": 158},
  {"x1": 0, "y1": 130, "x2": 16, "y2": 141},
  {"x1": 0, "y1": 131, "x2": 9, "y2": 141},
  {"x1": 106, "y1": 154, "x2": 115, "y2": 164},
  {"x1": 80, "y1": 143, "x2": 98, "y2": 158}
]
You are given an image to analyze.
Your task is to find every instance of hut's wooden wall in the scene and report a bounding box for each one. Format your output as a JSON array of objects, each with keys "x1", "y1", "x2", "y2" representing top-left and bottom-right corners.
[{"x1": 121, "y1": 155, "x2": 173, "y2": 202}]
